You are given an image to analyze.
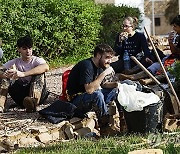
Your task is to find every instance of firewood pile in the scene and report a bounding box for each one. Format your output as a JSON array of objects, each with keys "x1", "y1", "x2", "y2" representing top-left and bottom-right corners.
[
  {"x1": 0, "y1": 97, "x2": 126, "y2": 153},
  {"x1": 164, "y1": 113, "x2": 180, "y2": 131},
  {"x1": 150, "y1": 35, "x2": 171, "y2": 55},
  {"x1": 0, "y1": 107, "x2": 98, "y2": 152}
]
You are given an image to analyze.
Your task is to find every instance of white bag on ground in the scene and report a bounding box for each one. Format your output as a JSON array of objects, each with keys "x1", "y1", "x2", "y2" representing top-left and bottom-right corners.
[{"x1": 117, "y1": 83, "x2": 160, "y2": 112}]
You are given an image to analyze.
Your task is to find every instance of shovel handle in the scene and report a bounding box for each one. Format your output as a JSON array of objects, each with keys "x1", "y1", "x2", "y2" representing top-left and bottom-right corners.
[
  {"x1": 131, "y1": 56, "x2": 160, "y2": 85},
  {"x1": 131, "y1": 56, "x2": 167, "y2": 92},
  {"x1": 144, "y1": 27, "x2": 180, "y2": 113},
  {"x1": 131, "y1": 56, "x2": 180, "y2": 114}
]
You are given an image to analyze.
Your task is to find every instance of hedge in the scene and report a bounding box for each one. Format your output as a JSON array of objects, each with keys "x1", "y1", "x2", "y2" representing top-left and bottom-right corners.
[{"x1": 0, "y1": 0, "x2": 140, "y2": 64}]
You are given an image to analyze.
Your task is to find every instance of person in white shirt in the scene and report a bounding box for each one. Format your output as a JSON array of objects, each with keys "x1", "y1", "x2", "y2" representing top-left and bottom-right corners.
[{"x1": 0, "y1": 35, "x2": 49, "y2": 113}]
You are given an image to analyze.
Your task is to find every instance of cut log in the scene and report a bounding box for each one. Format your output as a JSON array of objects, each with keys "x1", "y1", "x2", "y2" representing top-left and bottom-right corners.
[{"x1": 128, "y1": 149, "x2": 163, "y2": 154}]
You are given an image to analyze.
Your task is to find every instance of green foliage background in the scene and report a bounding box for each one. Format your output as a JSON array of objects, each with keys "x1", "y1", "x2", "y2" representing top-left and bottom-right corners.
[
  {"x1": 169, "y1": 61, "x2": 180, "y2": 82},
  {"x1": 0, "y1": 0, "x2": 140, "y2": 65}
]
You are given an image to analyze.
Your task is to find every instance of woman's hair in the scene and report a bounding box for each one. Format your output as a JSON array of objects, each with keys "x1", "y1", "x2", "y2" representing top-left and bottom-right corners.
[{"x1": 124, "y1": 16, "x2": 139, "y2": 29}]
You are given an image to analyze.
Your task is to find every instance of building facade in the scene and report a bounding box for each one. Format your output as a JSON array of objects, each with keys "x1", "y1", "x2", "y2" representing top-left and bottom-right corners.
[
  {"x1": 95, "y1": 0, "x2": 173, "y2": 35},
  {"x1": 144, "y1": 0, "x2": 172, "y2": 35}
]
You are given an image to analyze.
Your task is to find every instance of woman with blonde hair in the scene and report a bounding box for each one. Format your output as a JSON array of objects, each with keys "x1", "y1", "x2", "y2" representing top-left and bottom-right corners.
[{"x1": 111, "y1": 16, "x2": 153, "y2": 73}]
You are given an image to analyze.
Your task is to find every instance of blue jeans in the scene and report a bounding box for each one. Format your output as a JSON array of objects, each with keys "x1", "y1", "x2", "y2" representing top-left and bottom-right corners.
[{"x1": 71, "y1": 88, "x2": 118, "y2": 118}]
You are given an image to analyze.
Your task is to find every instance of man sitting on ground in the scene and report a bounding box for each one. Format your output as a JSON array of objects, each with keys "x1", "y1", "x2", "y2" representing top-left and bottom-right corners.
[
  {"x1": 66, "y1": 44, "x2": 120, "y2": 135},
  {"x1": 0, "y1": 35, "x2": 49, "y2": 113}
]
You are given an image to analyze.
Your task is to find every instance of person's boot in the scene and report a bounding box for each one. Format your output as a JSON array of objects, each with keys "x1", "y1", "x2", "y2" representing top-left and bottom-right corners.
[
  {"x1": 0, "y1": 79, "x2": 9, "y2": 113},
  {"x1": 98, "y1": 115, "x2": 109, "y2": 128},
  {"x1": 140, "y1": 74, "x2": 166, "y2": 85},
  {"x1": 0, "y1": 93, "x2": 6, "y2": 112},
  {"x1": 100, "y1": 124, "x2": 121, "y2": 136},
  {"x1": 118, "y1": 71, "x2": 148, "y2": 81},
  {"x1": 23, "y1": 96, "x2": 37, "y2": 113},
  {"x1": 29, "y1": 74, "x2": 45, "y2": 105},
  {"x1": 99, "y1": 115, "x2": 121, "y2": 136}
]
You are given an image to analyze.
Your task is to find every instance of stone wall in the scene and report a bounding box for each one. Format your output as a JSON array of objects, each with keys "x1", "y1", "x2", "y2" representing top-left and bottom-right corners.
[{"x1": 94, "y1": 0, "x2": 115, "y2": 4}]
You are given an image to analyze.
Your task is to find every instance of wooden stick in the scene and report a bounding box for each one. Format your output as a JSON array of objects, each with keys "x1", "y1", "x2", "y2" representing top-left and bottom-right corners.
[
  {"x1": 144, "y1": 27, "x2": 180, "y2": 114},
  {"x1": 4, "y1": 119, "x2": 32, "y2": 124},
  {"x1": 131, "y1": 56, "x2": 179, "y2": 114},
  {"x1": 131, "y1": 57, "x2": 160, "y2": 85}
]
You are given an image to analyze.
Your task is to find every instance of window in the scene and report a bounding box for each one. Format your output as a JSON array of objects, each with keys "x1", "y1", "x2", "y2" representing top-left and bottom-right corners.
[{"x1": 155, "y1": 17, "x2": 160, "y2": 26}]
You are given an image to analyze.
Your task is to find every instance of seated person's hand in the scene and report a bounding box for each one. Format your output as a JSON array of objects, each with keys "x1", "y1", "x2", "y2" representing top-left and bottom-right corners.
[
  {"x1": 4, "y1": 69, "x2": 16, "y2": 79},
  {"x1": 119, "y1": 32, "x2": 128, "y2": 42},
  {"x1": 168, "y1": 31, "x2": 176, "y2": 43},
  {"x1": 104, "y1": 66, "x2": 114, "y2": 76},
  {"x1": 13, "y1": 70, "x2": 25, "y2": 79},
  {"x1": 5, "y1": 69, "x2": 26, "y2": 79}
]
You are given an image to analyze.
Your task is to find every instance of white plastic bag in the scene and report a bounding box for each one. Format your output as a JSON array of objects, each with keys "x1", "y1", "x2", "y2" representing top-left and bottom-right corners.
[{"x1": 117, "y1": 83, "x2": 160, "y2": 112}]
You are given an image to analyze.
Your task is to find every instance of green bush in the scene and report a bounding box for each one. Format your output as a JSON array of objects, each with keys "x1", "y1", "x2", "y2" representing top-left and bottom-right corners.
[
  {"x1": 169, "y1": 61, "x2": 180, "y2": 82},
  {"x1": 169, "y1": 61, "x2": 180, "y2": 101},
  {"x1": 0, "y1": 0, "x2": 140, "y2": 65},
  {"x1": 0, "y1": 0, "x2": 102, "y2": 63}
]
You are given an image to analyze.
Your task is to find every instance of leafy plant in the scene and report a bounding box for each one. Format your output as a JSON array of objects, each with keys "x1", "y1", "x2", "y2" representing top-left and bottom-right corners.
[
  {"x1": 0, "y1": 0, "x2": 102, "y2": 63},
  {"x1": 0, "y1": 0, "x2": 140, "y2": 65},
  {"x1": 169, "y1": 61, "x2": 180, "y2": 82}
]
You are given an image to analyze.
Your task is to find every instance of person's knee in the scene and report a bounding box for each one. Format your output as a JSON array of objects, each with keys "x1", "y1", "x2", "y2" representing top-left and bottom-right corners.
[
  {"x1": 31, "y1": 73, "x2": 44, "y2": 83},
  {"x1": 92, "y1": 90, "x2": 107, "y2": 113},
  {"x1": 30, "y1": 73, "x2": 45, "y2": 97},
  {"x1": 0, "y1": 78, "x2": 10, "y2": 90},
  {"x1": 92, "y1": 90, "x2": 104, "y2": 101},
  {"x1": 111, "y1": 61, "x2": 123, "y2": 73}
]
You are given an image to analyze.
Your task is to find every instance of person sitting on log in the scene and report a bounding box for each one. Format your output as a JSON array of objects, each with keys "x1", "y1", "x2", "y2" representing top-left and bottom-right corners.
[{"x1": 66, "y1": 44, "x2": 121, "y2": 136}]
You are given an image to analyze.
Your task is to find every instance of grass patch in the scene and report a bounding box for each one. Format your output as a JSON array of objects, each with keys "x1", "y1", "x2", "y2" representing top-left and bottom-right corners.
[{"x1": 15, "y1": 134, "x2": 180, "y2": 154}]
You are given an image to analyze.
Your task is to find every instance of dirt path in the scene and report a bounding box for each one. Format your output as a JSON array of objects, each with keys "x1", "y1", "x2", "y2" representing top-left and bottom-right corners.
[
  {"x1": 0, "y1": 66, "x2": 74, "y2": 141},
  {"x1": 46, "y1": 65, "x2": 73, "y2": 95}
]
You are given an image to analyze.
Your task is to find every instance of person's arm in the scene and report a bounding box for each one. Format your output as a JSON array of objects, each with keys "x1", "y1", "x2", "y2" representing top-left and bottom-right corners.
[
  {"x1": 114, "y1": 33, "x2": 123, "y2": 56},
  {"x1": 140, "y1": 33, "x2": 153, "y2": 64},
  {"x1": 0, "y1": 66, "x2": 7, "y2": 78},
  {"x1": 101, "y1": 82, "x2": 118, "y2": 89},
  {"x1": 7, "y1": 63, "x2": 49, "y2": 79},
  {"x1": 141, "y1": 33, "x2": 151, "y2": 57},
  {"x1": 84, "y1": 67, "x2": 114, "y2": 94},
  {"x1": 168, "y1": 32, "x2": 180, "y2": 54}
]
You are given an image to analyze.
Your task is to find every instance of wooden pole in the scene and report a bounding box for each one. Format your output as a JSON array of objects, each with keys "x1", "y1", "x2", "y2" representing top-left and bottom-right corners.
[
  {"x1": 144, "y1": 27, "x2": 180, "y2": 114},
  {"x1": 131, "y1": 56, "x2": 179, "y2": 114}
]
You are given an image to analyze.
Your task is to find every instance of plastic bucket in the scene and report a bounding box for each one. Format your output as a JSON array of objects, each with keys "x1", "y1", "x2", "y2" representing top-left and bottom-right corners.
[{"x1": 123, "y1": 100, "x2": 163, "y2": 133}]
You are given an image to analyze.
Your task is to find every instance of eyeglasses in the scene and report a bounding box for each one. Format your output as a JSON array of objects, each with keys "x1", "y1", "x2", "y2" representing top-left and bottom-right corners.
[{"x1": 122, "y1": 24, "x2": 132, "y2": 28}]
